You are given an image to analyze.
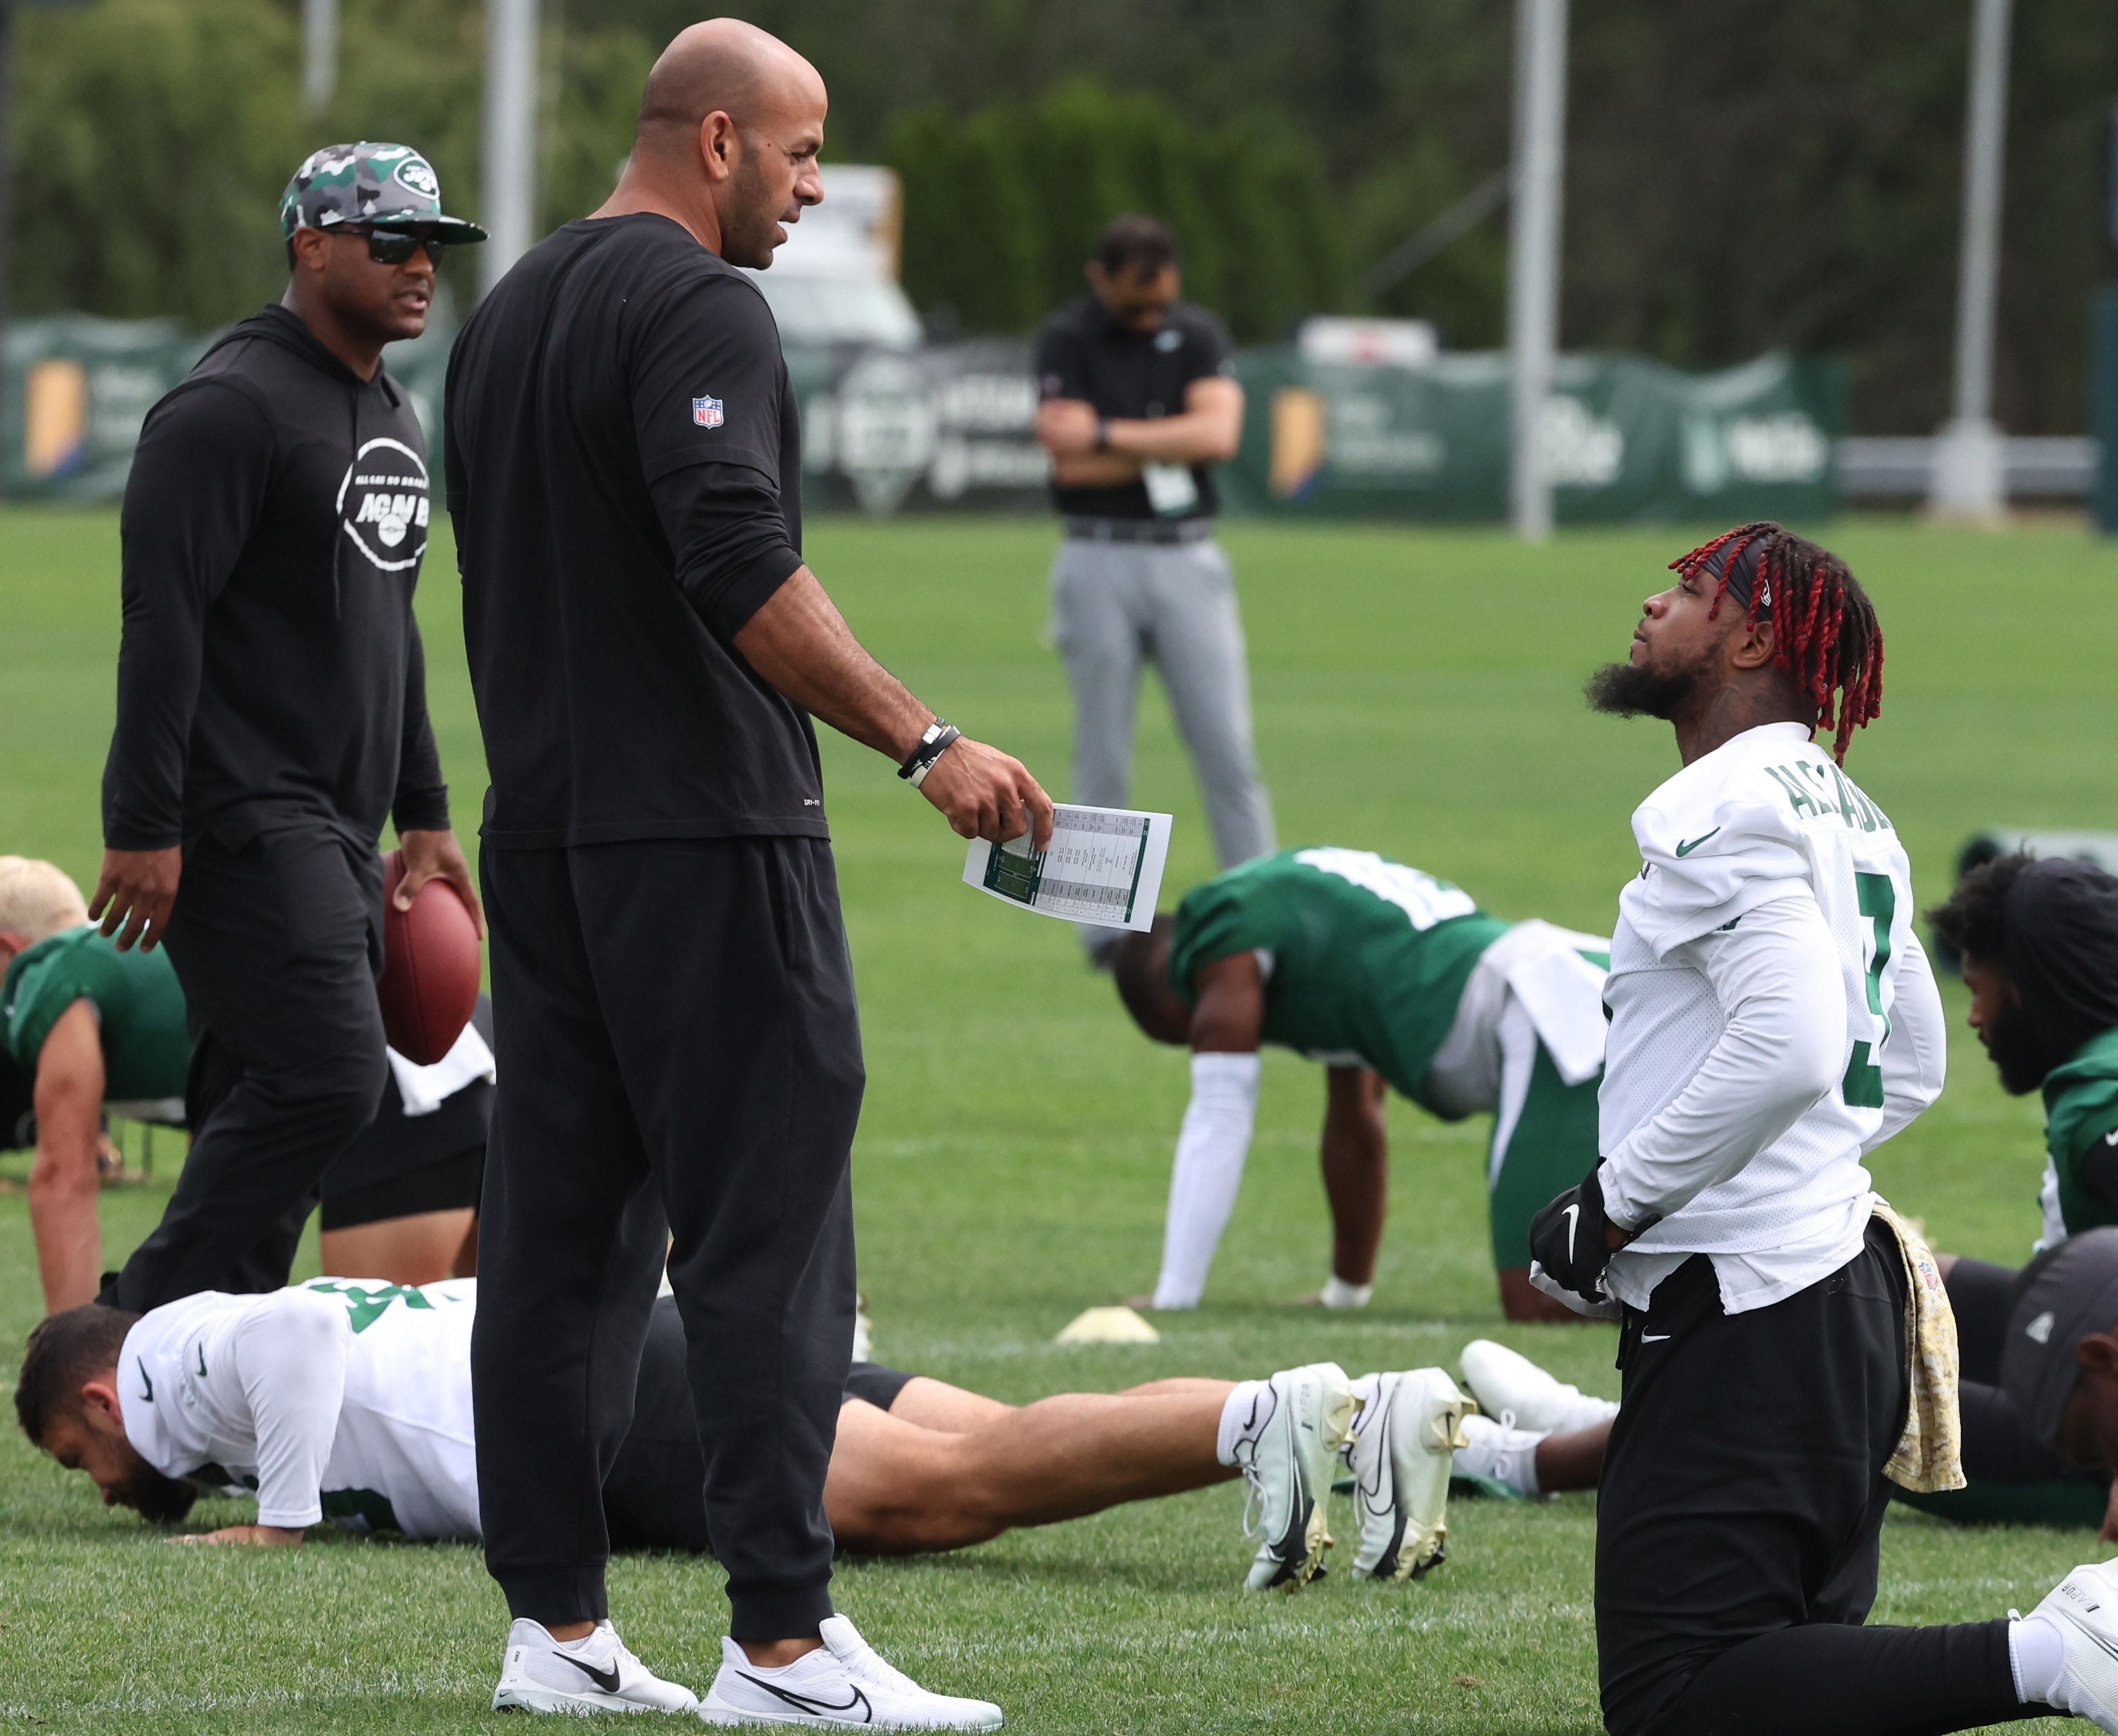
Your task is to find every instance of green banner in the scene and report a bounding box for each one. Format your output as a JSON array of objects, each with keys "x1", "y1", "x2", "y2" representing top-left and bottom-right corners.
[
  {"x1": 1220, "y1": 348, "x2": 1845, "y2": 523},
  {"x1": 2, "y1": 314, "x2": 213, "y2": 499}
]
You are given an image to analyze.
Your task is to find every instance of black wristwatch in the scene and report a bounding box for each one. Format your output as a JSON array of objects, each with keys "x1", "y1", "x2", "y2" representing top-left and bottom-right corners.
[
  {"x1": 898, "y1": 720, "x2": 962, "y2": 789},
  {"x1": 1094, "y1": 418, "x2": 1114, "y2": 452}
]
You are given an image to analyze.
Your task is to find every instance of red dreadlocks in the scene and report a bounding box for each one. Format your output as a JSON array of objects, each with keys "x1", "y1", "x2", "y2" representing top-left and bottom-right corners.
[{"x1": 1668, "y1": 521, "x2": 1884, "y2": 764}]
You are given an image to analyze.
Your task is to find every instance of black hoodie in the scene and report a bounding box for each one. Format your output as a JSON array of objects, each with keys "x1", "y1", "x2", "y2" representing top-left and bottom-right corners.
[{"x1": 102, "y1": 303, "x2": 449, "y2": 853}]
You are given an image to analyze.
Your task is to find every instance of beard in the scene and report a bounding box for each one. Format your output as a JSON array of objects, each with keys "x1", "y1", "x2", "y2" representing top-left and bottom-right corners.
[
  {"x1": 1981, "y1": 1000, "x2": 2053, "y2": 1096},
  {"x1": 1584, "y1": 658, "x2": 1702, "y2": 720},
  {"x1": 719, "y1": 154, "x2": 788, "y2": 271},
  {"x1": 112, "y1": 1462, "x2": 200, "y2": 1525}
]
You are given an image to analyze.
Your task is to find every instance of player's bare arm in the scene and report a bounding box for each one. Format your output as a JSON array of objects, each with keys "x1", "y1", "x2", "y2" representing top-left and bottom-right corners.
[
  {"x1": 1187, "y1": 949, "x2": 1265, "y2": 1051},
  {"x1": 29, "y1": 999, "x2": 105, "y2": 1312},
  {"x1": 88, "y1": 846, "x2": 181, "y2": 954},
  {"x1": 1318, "y1": 1067, "x2": 1389, "y2": 1290},
  {"x1": 735, "y1": 566, "x2": 1054, "y2": 850}
]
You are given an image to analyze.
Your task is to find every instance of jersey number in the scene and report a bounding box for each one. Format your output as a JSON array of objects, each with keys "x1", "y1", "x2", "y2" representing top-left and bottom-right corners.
[{"x1": 1842, "y1": 871, "x2": 1894, "y2": 1108}]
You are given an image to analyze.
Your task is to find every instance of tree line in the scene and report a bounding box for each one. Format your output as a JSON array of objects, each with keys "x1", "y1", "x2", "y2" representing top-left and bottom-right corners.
[{"x1": 14, "y1": 0, "x2": 2118, "y2": 433}]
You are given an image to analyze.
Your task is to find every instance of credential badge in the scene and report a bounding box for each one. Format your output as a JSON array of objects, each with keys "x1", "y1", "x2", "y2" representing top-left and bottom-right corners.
[{"x1": 692, "y1": 395, "x2": 724, "y2": 429}]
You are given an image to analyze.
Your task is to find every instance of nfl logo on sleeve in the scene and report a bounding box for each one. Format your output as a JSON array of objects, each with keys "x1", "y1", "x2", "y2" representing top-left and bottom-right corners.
[{"x1": 692, "y1": 395, "x2": 724, "y2": 429}]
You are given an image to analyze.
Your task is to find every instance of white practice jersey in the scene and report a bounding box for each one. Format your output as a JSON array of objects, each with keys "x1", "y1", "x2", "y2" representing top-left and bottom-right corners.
[
  {"x1": 119, "y1": 1278, "x2": 479, "y2": 1538},
  {"x1": 1599, "y1": 721, "x2": 1946, "y2": 1313}
]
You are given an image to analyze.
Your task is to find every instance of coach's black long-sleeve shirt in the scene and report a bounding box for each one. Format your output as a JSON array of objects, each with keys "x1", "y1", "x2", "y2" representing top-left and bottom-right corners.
[
  {"x1": 103, "y1": 304, "x2": 449, "y2": 854},
  {"x1": 445, "y1": 214, "x2": 822, "y2": 848}
]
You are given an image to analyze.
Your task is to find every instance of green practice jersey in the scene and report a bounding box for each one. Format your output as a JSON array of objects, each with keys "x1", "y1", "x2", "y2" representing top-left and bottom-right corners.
[
  {"x1": 2042, "y1": 1026, "x2": 2118, "y2": 1241},
  {"x1": 1166, "y1": 848, "x2": 1509, "y2": 1115},
  {"x1": 1, "y1": 925, "x2": 191, "y2": 1100}
]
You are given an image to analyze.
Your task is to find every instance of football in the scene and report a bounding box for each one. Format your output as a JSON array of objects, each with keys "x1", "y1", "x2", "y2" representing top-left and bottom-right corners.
[{"x1": 377, "y1": 850, "x2": 483, "y2": 1066}]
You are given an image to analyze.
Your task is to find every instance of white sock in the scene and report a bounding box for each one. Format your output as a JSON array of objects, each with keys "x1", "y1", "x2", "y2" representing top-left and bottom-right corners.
[
  {"x1": 1320, "y1": 1275, "x2": 1372, "y2": 1309},
  {"x1": 1216, "y1": 1379, "x2": 1275, "y2": 1467},
  {"x1": 2009, "y1": 1611, "x2": 2065, "y2": 1704},
  {"x1": 1152, "y1": 1052, "x2": 1262, "y2": 1310}
]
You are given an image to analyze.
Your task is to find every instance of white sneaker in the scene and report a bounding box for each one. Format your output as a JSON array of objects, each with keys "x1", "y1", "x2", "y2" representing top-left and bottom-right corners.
[
  {"x1": 492, "y1": 1618, "x2": 700, "y2": 1714},
  {"x1": 1345, "y1": 1368, "x2": 1473, "y2": 1581},
  {"x1": 1458, "y1": 1339, "x2": 1619, "y2": 1435},
  {"x1": 1452, "y1": 1413, "x2": 1547, "y2": 1499},
  {"x1": 699, "y1": 1623, "x2": 1003, "y2": 1729},
  {"x1": 2026, "y1": 1560, "x2": 2118, "y2": 1731},
  {"x1": 1235, "y1": 1362, "x2": 1357, "y2": 1591}
]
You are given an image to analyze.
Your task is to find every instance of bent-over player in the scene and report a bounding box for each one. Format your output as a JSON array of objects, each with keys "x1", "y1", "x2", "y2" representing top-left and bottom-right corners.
[
  {"x1": 1532, "y1": 521, "x2": 2118, "y2": 1735},
  {"x1": 1114, "y1": 848, "x2": 1608, "y2": 1320},
  {"x1": 2, "y1": 855, "x2": 495, "y2": 1306},
  {"x1": 21, "y1": 1280, "x2": 1475, "y2": 1717}
]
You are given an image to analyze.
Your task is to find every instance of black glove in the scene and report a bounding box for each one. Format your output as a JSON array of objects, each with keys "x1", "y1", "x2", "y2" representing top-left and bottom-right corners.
[{"x1": 1528, "y1": 1163, "x2": 1631, "y2": 1306}]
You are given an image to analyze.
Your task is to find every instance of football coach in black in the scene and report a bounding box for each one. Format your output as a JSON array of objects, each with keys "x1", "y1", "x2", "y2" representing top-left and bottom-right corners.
[
  {"x1": 92, "y1": 143, "x2": 485, "y2": 1312},
  {"x1": 444, "y1": 17, "x2": 1050, "y2": 1715}
]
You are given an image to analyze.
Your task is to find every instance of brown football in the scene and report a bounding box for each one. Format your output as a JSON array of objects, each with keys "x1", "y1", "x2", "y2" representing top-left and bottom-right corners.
[{"x1": 378, "y1": 850, "x2": 482, "y2": 1065}]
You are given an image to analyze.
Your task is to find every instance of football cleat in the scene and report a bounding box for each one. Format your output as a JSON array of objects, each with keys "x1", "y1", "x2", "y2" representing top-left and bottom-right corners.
[
  {"x1": 1345, "y1": 1367, "x2": 1475, "y2": 1581},
  {"x1": 2025, "y1": 1560, "x2": 2118, "y2": 1732},
  {"x1": 492, "y1": 1617, "x2": 699, "y2": 1714},
  {"x1": 1458, "y1": 1339, "x2": 1619, "y2": 1435},
  {"x1": 1235, "y1": 1362, "x2": 1358, "y2": 1591},
  {"x1": 1451, "y1": 1412, "x2": 1546, "y2": 1500},
  {"x1": 698, "y1": 1622, "x2": 1003, "y2": 1729}
]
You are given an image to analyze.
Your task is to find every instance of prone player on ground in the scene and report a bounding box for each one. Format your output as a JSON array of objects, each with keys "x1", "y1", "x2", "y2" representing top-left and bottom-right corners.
[
  {"x1": 1532, "y1": 520, "x2": 2118, "y2": 1735},
  {"x1": 19, "y1": 1278, "x2": 1484, "y2": 1709},
  {"x1": 1113, "y1": 850, "x2": 1609, "y2": 1321}
]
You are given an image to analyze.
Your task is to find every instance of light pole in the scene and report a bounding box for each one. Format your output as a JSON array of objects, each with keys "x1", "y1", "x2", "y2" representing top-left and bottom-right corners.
[
  {"x1": 480, "y1": 0, "x2": 538, "y2": 300},
  {"x1": 1929, "y1": 0, "x2": 2012, "y2": 522},
  {"x1": 302, "y1": 0, "x2": 338, "y2": 115},
  {"x1": 1507, "y1": 0, "x2": 1570, "y2": 541}
]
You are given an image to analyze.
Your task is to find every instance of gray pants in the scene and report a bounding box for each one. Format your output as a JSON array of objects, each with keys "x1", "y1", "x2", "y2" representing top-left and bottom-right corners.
[{"x1": 1049, "y1": 532, "x2": 1276, "y2": 877}]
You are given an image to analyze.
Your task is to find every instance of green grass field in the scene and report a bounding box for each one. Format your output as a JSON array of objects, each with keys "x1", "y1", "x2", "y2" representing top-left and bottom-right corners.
[{"x1": 1, "y1": 507, "x2": 2112, "y2": 1732}]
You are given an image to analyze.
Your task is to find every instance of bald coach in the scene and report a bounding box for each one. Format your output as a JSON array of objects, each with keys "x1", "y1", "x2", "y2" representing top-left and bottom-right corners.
[{"x1": 444, "y1": 18, "x2": 1040, "y2": 1722}]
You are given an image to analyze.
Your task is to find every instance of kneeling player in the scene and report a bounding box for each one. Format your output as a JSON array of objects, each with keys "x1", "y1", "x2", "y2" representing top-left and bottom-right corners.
[
  {"x1": 21, "y1": 1281, "x2": 1477, "y2": 1716},
  {"x1": 1114, "y1": 848, "x2": 1608, "y2": 1321}
]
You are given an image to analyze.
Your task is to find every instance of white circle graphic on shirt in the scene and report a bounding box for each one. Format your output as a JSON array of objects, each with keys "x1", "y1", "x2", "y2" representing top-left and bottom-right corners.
[{"x1": 336, "y1": 436, "x2": 430, "y2": 573}]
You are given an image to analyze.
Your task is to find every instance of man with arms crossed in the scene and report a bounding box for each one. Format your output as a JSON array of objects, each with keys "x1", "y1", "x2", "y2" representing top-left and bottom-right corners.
[
  {"x1": 445, "y1": 21, "x2": 1049, "y2": 1724},
  {"x1": 1534, "y1": 521, "x2": 2118, "y2": 1735},
  {"x1": 89, "y1": 143, "x2": 483, "y2": 1311},
  {"x1": 1035, "y1": 217, "x2": 1273, "y2": 963}
]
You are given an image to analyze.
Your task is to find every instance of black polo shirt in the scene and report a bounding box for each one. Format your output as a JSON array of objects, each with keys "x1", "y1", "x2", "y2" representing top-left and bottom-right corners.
[
  {"x1": 1034, "y1": 295, "x2": 1233, "y2": 522},
  {"x1": 444, "y1": 213, "x2": 825, "y2": 849}
]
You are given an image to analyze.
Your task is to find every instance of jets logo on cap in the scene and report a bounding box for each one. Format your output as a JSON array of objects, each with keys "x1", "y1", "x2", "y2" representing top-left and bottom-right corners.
[
  {"x1": 693, "y1": 395, "x2": 724, "y2": 429},
  {"x1": 394, "y1": 156, "x2": 440, "y2": 200}
]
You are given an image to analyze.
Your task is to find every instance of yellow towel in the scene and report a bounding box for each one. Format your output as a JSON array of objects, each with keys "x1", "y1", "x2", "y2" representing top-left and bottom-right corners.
[{"x1": 1872, "y1": 1197, "x2": 1965, "y2": 1494}]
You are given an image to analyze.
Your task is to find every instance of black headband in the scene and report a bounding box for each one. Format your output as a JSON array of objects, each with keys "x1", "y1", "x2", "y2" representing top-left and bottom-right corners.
[{"x1": 1703, "y1": 536, "x2": 1774, "y2": 616}]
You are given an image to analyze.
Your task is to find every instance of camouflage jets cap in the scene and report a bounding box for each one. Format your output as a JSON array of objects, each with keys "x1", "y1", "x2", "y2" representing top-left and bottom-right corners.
[{"x1": 279, "y1": 141, "x2": 489, "y2": 243}]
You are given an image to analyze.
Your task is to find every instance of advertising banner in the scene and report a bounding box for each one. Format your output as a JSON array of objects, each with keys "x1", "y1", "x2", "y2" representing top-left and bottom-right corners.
[
  {"x1": 3, "y1": 314, "x2": 1841, "y2": 524},
  {"x1": 1219, "y1": 348, "x2": 1844, "y2": 523},
  {"x1": 1, "y1": 315, "x2": 213, "y2": 500}
]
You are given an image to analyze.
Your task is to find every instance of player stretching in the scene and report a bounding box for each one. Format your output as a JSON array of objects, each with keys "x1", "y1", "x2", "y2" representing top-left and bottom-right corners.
[
  {"x1": 1534, "y1": 521, "x2": 2118, "y2": 1735},
  {"x1": 1115, "y1": 852, "x2": 1608, "y2": 1320}
]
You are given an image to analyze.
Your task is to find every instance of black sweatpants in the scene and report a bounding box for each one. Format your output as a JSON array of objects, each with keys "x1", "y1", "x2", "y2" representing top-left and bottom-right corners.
[
  {"x1": 602, "y1": 1296, "x2": 915, "y2": 1554},
  {"x1": 1596, "y1": 1221, "x2": 2040, "y2": 1736},
  {"x1": 472, "y1": 837, "x2": 863, "y2": 1640},
  {"x1": 112, "y1": 828, "x2": 388, "y2": 1311}
]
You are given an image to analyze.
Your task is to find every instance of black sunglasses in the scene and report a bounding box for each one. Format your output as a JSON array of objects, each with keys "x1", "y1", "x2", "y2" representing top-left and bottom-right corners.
[{"x1": 353, "y1": 226, "x2": 445, "y2": 267}]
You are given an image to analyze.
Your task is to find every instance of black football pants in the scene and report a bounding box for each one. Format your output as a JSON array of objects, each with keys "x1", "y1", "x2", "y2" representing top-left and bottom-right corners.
[
  {"x1": 472, "y1": 837, "x2": 861, "y2": 1640},
  {"x1": 1595, "y1": 1221, "x2": 2042, "y2": 1736},
  {"x1": 111, "y1": 828, "x2": 388, "y2": 1311}
]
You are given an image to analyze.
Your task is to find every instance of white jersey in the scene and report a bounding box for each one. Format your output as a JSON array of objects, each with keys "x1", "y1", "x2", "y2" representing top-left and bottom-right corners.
[
  {"x1": 119, "y1": 1278, "x2": 479, "y2": 1539},
  {"x1": 1599, "y1": 721, "x2": 1946, "y2": 1313}
]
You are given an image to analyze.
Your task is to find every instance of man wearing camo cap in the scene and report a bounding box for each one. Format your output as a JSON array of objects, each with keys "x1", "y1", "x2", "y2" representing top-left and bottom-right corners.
[{"x1": 92, "y1": 143, "x2": 487, "y2": 1312}]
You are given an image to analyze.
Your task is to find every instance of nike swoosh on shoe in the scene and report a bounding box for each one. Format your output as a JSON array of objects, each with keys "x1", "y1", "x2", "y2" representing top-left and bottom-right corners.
[
  {"x1": 738, "y1": 1674, "x2": 874, "y2": 1721},
  {"x1": 564, "y1": 1656, "x2": 624, "y2": 1694}
]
